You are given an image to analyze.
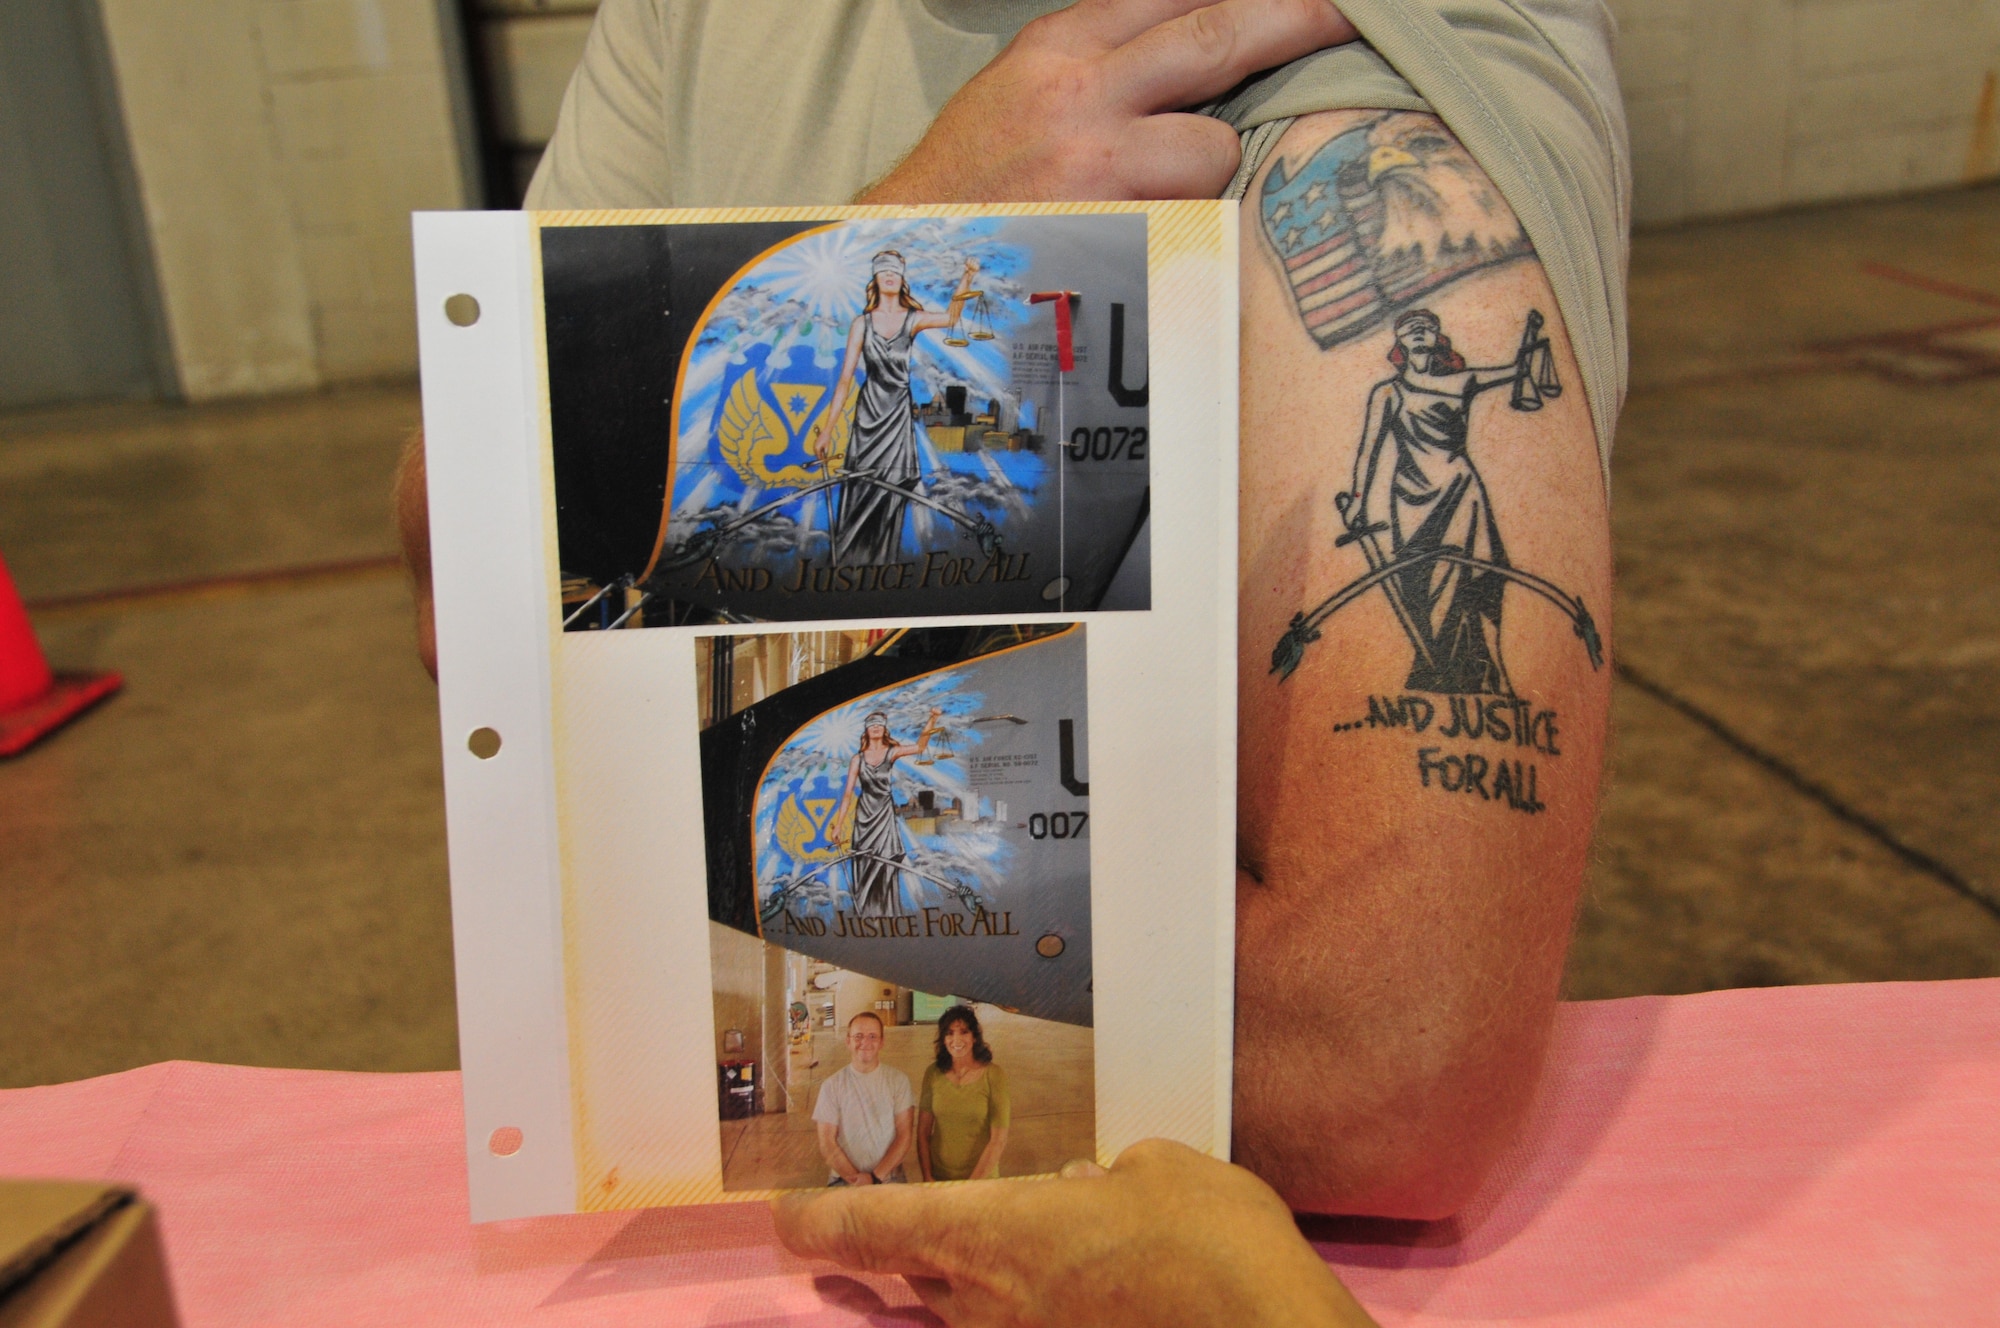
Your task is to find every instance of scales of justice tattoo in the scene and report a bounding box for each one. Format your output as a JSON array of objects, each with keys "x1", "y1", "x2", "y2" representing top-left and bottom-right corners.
[{"x1": 1259, "y1": 112, "x2": 1604, "y2": 695}]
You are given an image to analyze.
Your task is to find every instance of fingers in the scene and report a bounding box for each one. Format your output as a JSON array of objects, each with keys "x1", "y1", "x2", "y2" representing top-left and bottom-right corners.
[
  {"x1": 1115, "y1": 112, "x2": 1242, "y2": 198},
  {"x1": 1104, "y1": 0, "x2": 1357, "y2": 113},
  {"x1": 1108, "y1": 1138, "x2": 1236, "y2": 1195},
  {"x1": 772, "y1": 1186, "x2": 965, "y2": 1280},
  {"x1": 1108, "y1": 1139, "x2": 1301, "y2": 1224},
  {"x1": 1058, "y1": 0, "x2": 1252, "y2": 48},
  {"x1": 1058, "y1": 1157, "x2": 1109, "y2": 1179},
  {"x1": 1109, "y1": 1136, "x2": 1209, "y2": 1172},
  {"x1": 904, "y1": 1275, "x2": 957, "y2": 1318}
]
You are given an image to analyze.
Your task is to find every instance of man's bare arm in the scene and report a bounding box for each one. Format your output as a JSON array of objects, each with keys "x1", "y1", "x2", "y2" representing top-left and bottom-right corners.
[
  {"x1": 1234, "y1": 109, "x2": 1612, "y2": 1218},
  {"x1": 393, "y1": 431, "x2": 436, "y2": 680},
  {"x1": 878, "y1": 1107, "x2": 914, "y2": 1178}
]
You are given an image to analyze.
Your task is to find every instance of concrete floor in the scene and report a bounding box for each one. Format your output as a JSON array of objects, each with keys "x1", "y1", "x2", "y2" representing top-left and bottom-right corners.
[
  {"x1": 1575, "y1": 182, "x2": 2000, "y2": 995},
  {"x1": 2, "y1": 185, "x2": 1997, "y2": 1086},
  {"x1": 0, "y1": 387, "x2": 454, "y2": 1086}
]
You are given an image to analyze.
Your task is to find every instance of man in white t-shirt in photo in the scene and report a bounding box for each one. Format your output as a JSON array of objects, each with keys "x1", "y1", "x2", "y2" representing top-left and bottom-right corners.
[{"x1": 813, "y1": 1011, "x2": 914, "y2": 1186}]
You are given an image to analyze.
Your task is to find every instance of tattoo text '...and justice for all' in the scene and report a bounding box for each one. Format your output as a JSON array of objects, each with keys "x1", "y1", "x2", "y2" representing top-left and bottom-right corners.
[
  {"x1": 1259, "y1": 115, "x2": 1603, "y2": 814},
  {"x1": 1335, "y1": 693, "x2": 1560, "y2": 815},
  {"x1": 1333, "y1": 693, "x2": 1560, "y2": 753}
]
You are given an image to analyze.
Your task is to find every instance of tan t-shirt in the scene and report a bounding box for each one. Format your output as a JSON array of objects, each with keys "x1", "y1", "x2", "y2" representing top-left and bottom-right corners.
[{"x1": 527, "y1": 0, "x2": 1630, "y2": 471}]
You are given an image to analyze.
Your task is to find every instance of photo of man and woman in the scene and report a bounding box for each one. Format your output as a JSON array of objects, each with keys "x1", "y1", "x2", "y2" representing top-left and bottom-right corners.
[
  {"x1": 699, "y1": 626, "x2": 1094, "y2": 1190},
  {"x1": 812, "y1": 1001, "x2": 1018, "y2": 1186},
  {"x1": 711, "y1": 941, "x2": 1093, "y2": 1191}
]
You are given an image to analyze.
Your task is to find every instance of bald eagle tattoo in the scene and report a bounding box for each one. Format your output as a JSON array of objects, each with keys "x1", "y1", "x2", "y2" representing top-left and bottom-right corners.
[{"x1": 1260, "y1": 112, "x2": 1535, "y2": 348}]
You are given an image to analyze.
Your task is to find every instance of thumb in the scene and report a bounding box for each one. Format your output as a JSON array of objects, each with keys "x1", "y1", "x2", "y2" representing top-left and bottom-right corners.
[
  {"x1": 1115, "y1": 112, "x2": 1242, "y2": 199},
  {"x1": 771, "y1": 1185, "x2": 960, "y2": 1280}
]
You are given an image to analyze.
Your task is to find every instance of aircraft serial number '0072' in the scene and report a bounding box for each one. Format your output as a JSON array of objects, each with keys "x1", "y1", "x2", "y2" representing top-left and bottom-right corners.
[{"x1": 700, "y1": 624, "x2": 1092, "y2": 1027}]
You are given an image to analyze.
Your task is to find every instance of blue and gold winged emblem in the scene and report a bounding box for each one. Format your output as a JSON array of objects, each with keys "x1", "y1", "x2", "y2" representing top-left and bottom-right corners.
[
  {"x1": 715, "y1": 344, "x2": 855, "y2": 488},
  {"x1": 773, "y1": 772, "x2": 845, "y2": 862}
]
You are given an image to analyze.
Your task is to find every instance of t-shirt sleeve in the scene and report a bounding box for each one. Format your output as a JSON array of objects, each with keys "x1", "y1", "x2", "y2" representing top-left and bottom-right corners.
[
  {"x1": 892, "y1": 1069, "x2": 914, "y2": 1116},
  {"x1": 918, "y1": 1066, "x2": 935, "y2": 1115},
  {"x1": 524, "y1": 0, "x2": 674, "y2": 209},
  {"x1": 810, "y1": 1074, "x2": 841, "y2": 1128},
  {"x1": 988, "y1": 1064, "x2": 1010, "y2": 1131},
  {"x1": 1207, "y1": 0, "x2": 1631, "y2": 479}
]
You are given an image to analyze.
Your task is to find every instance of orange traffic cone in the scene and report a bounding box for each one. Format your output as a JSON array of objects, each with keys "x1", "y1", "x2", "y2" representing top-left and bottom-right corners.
[{"x1": 0, "y1": 550, "x2": 121, "y2": 757}]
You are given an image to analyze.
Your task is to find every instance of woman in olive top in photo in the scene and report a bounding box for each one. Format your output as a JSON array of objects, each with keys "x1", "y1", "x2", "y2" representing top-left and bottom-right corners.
[{"x1": 916, "y1": 1004, "x2": 1010, "y2": 1182}]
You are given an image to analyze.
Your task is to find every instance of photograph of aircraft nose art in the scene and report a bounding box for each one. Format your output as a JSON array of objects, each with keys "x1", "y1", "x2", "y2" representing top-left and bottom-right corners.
[
  {"x1": 697, "y1": 625, "x2": 1093, "y2": 1189},
  {"x1": 544, "y1": 214, "x2": 1151, "y2": 628}
]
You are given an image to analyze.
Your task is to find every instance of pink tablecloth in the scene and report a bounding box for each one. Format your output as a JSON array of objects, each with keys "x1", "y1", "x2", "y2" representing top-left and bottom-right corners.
[{"x1": 3, "y1": 980, "x2": 1996, "y2": 1326}]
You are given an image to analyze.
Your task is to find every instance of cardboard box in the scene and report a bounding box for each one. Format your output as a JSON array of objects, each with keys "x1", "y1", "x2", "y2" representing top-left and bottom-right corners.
[{"x1": 0, "y1": 1181, "x2": 178, "y2": 1328}]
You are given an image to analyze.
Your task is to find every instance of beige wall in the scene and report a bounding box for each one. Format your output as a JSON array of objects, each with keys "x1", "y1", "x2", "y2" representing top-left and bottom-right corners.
[
  {"x1": 711, "y1": 926, "x2": 823, "y2": 1112},
  {"x1": 1612, "y1": 0, "x2": 2000, "y2": 225},
  {"x1": 709, "y1": 922, "x2": 765, "y2": 1070},
  {"x1": 96, "y1": 0, "x2": 470, "y2": 399},
  {"x1": 832, "y1": 971, "x2": 904, "y2": 1034}
]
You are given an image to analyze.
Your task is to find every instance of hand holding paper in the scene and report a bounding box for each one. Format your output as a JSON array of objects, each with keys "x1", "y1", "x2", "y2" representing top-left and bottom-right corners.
[{"x1": 774, "y1": 1139, "x2": 1378, "y2": 1327}]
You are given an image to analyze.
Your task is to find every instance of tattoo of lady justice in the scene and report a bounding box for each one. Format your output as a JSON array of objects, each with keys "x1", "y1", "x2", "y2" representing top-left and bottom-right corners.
[
  {"x1": 1258, "y1": 115, "x2": 1604, "y2": 697},
  {"x1": 1269, "y1": 307, "x2": 1603, "y2": 692}
]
